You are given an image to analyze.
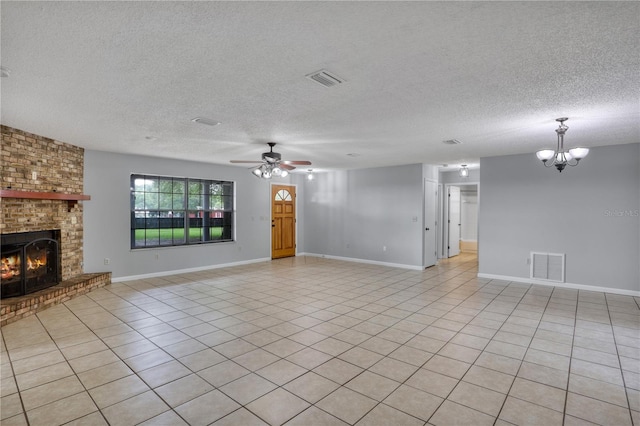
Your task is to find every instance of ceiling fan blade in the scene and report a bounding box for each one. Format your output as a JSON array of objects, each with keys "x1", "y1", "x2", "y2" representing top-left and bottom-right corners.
[
  {"x1": 282, "y1": 160, "x2": 312, "y2": 165},
  {"x1": 280, "y1": 164, "x2": 296, "y2": 171},
  {"x1": 230, "y1": 160, "x2": 264, "y2": 164}
]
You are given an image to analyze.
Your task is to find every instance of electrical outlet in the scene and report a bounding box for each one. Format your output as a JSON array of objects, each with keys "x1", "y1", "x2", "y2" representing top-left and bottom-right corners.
[
  {"x1": 103, "y1": 258, "x2": 110, "y2": 265},
  {"x1": 154, "y1": 253, "x2": 159, "y2": 260},
  {"x1": 32, "y1": 171, "x2": 37, "y2": 180},
  {"x1": 383, "y1": 246, "x2": 387, "y2": 252}
]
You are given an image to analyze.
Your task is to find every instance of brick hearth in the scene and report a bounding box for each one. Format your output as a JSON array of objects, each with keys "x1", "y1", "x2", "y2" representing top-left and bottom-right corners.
[{"x1": 1, "y1": 272, "x2": 111, "y2": 326}]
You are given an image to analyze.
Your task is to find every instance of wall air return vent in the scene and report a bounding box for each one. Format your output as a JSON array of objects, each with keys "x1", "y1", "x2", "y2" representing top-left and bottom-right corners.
[
  {"x1": 530, "y1": 252, "x2": 565, "y2": 283},
  {"x1": 306, "y1": 69, "x2": 345, "y2": 88}
]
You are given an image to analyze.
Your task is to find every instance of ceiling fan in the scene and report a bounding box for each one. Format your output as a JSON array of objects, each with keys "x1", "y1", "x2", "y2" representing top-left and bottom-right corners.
[{"x1": 230, "y1": 142, "x2": 311, "y2": 179}]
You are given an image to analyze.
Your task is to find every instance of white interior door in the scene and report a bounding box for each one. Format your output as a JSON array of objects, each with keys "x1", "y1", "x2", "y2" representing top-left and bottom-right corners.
[
  {"x1": 448, "y1": 186, "x2": 461, "y2": 257},
  {"x1": 424, "y1": 180, "x2": 437, "y2": 268}
]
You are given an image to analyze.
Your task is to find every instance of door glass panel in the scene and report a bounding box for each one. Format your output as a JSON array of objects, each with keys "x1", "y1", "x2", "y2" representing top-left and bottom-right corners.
[{"x1": 275, "y1": 189, "x2": 292, "y2": 201}]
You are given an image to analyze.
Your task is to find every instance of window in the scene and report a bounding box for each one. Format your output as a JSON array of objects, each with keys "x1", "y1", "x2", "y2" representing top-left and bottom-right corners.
[{"x1": 131, "y1": 174, "x2": 234, "y2": 248}]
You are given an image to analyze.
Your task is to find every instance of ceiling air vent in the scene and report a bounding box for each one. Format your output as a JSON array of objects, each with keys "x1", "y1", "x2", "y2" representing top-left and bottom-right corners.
[
  {"x1": 443, "y1": 139, "x2": 462, "y2": 145},
  {"x1": 306, "y1": 69, "x2": 345, "y2": 88}
]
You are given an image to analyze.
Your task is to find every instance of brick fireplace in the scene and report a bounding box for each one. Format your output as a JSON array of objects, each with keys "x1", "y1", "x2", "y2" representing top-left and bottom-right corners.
[{"x1": 1, "y1": 125, "x2": 110, "y2": 325}]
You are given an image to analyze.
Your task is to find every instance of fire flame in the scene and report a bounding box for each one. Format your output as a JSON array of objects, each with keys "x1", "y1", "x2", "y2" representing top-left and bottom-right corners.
[
  {"x1": 27, "y1": 254, "x2": 47, "y2": 271},
  {"x1": 1, "y1": 255, "x2": 21, "y2": 280},
  {"x1": 1, "y1": 253, "x2": 47, "y2": 280}
]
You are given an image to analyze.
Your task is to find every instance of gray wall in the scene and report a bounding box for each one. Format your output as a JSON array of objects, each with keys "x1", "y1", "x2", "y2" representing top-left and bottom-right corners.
[
  {"x1": 301, "y1": 164, "x2": 424, "y2": 268},
  {"x1": 84, "y1": 150, "x2": 277, "y2": 279},
  {"x1": 479, "y1": 143, "x2": 639, "y2": 292}
]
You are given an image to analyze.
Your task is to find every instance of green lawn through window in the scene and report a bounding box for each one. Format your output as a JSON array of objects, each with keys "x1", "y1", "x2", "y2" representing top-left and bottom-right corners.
[{"x1": 134, "y1": 227, "x2": 224, "y2": 242}]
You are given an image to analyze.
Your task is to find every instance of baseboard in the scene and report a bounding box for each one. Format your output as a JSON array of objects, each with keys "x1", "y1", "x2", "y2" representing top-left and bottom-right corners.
[
  {"x1": 477, "y1": 273, "x2": 640, "y2": 297},
  {"x1": 112, "y1": 257, "x2": 271, "y2": 283},
  {"x1": 301, "y1": 252, "x2": 423, "y2": 271}
]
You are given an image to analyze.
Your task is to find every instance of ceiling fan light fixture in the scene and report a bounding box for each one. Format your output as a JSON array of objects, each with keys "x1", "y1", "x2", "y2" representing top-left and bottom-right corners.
[
  {"x1": 459, "y1": 165, "x2": 469, "y2": 178},
  {"x1": 231, "y1": 142, "x2": 311, "y2": 179}
]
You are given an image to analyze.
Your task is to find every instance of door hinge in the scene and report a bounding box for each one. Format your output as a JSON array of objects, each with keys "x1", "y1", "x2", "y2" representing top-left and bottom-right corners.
[{"x1": 448, "y1": 246, "x2": 450, "y2": 249}]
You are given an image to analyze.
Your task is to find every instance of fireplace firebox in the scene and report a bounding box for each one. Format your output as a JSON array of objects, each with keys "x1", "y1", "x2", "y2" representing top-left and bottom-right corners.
[{"x1": 1, "y1": 230, "x2": 61, "y2": 299}]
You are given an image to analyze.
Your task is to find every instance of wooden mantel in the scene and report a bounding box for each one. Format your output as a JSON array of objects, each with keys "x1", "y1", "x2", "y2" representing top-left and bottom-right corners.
[{"x1": 0, "y1": 189, "x2": 90, "y2": 211}]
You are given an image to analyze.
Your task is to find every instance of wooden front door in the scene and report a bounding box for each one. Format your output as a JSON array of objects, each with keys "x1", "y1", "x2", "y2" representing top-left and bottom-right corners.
[{"x1": 271, "y1": 185, "x2": 296, "y2": 259}]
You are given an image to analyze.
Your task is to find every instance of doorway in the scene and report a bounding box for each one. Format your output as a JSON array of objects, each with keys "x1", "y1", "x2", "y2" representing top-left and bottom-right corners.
[
  {"x1": 440, "y1": 183, "x2": 479, "y2": 258},
  {"x1": 271, "y1": 184, "x2": 296, "y2": 259}
]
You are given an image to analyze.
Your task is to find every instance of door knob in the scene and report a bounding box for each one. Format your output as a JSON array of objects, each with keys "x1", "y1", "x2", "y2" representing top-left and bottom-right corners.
[{"x1": 425, "y1": 228, "x2": 430, "y2": 231}]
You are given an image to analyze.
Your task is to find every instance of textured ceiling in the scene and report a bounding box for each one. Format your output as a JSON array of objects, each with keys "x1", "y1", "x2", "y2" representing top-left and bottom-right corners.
[{"x1": 1, "y1": 2, "x2": 638, "y2": 172}]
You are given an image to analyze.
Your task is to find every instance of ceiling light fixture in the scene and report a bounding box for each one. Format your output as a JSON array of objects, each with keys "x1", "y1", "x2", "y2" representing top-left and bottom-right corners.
[
  {"x1": 307, "y1": 169, "x2": 314, "y2": 181},
  {"x1": 191, "y1": 117, "x2": 220, "y2": 126},
  {"x1": 536, "y1": 118, "x2": 589, "y2": 172},
  {"x1": 234, "y1": 143, "x2": 310, "y2": 180},
  {"x1": 459, "y1": 165, "x2": 469, "y2": 178}
]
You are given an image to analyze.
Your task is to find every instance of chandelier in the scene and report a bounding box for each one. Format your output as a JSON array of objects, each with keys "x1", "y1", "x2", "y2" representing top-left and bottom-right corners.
[{"x1": 536, "y1": 118, "x2": 589, "y2": 172}]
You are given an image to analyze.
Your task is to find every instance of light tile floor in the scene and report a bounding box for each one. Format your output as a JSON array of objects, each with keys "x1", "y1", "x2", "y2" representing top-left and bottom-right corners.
[{"x1": 1, "y1": 253, "x2": 639, "y2": 425}]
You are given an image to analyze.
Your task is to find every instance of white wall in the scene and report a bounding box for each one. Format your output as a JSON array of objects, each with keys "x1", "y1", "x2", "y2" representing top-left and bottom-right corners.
[
  {"x1": 301, "y1": 164, "x2": 424, "y2": 268},
  {"x1": 83, "y1": 150, "x2": 277, "y2": 279},
  {"x1": 461, "y1": 190, "x2": 478, "y2": 241},
  {"x1": 439, "y1": 168, "x2": 480, "y2": 184},
  {"x1": 479, "y1": 143, "x2": 640, "y2": 293}
]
